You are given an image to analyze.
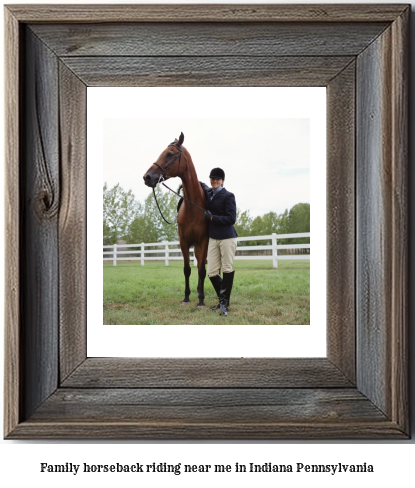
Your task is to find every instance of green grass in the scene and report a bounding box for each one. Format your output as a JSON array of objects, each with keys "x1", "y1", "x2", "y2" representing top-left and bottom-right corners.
[{"x1": 103, "y1": 259, "x2": 310, "y2": 325}]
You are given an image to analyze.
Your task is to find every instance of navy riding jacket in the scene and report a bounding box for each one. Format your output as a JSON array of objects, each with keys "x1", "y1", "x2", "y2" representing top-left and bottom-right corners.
[{"x1": 200, "y1": 182, "x2": 238, "y2": 240}]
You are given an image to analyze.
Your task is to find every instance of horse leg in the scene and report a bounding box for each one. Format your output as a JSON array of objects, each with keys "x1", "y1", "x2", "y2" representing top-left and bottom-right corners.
[
  {"x1": 181, "y1": 246, "x2": 191, "y2": 303},
  {"x1": 194, "y1": 243, "x2": 208, "y2": 307}
]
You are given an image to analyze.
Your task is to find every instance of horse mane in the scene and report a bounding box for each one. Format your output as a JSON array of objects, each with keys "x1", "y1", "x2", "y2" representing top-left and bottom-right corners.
[
  {"x1": 176, "y1": 184, "x2": 184, "y2": 213},
  {"x1": 172, "y1": 132, "x2": 200, "y2": 214}
]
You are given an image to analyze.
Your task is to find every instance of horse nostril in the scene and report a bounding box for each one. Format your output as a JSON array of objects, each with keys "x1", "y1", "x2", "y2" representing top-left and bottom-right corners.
[{"x1": 144, "y1": 174, "x2": 150, "y2": 181}]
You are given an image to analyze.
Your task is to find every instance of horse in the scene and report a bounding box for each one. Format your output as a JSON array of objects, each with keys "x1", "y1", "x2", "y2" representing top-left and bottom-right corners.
[{"x1": 143, "y1": 132, "x2": 209, "y2": 306}]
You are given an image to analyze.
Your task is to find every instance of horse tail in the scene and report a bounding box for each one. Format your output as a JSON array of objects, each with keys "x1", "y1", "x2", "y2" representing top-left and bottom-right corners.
[{"x1": 177, "y1": 184, "x2": 184, "y2": 213}]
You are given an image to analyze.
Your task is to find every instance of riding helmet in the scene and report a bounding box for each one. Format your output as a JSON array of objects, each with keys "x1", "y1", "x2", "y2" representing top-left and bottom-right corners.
[{"x1": 209, "y1": 167, "x2": 225, "y2": 180}]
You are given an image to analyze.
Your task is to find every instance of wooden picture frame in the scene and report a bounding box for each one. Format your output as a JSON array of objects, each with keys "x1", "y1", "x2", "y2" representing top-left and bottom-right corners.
[{"x1": 4, "y1": 4, "x2": 409, "y2": 439}]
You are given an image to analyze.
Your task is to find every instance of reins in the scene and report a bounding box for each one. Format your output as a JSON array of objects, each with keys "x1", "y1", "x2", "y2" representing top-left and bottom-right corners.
[
  {"x1": 151, "y1": 142, "x2": 206, "y2": 225},
  {"x1": 152, "y1": 186, "x2": 173, "y2": 224}
]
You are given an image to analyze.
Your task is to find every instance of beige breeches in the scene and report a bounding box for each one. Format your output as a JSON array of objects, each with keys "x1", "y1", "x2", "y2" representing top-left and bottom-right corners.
[{"x1": 207, "y1": 237, "x2": 237, "y2": 277}]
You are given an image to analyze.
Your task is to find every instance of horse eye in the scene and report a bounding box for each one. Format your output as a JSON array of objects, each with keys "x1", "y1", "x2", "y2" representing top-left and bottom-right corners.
[{"x1": 166, "y1": 152, "x2": 173, "y2": 158}]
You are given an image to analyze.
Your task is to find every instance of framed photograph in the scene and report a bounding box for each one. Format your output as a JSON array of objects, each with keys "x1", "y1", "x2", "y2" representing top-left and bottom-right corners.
[
  {"x1": 4, "y1": 4, "x2": 409, "y2": 439},
  {"x1": 89, "y1": 87, "x2": 325, "y2": 358}
]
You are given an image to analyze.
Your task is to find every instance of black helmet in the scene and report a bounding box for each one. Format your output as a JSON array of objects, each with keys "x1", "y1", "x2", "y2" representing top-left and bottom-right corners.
[{"x1": 209, "y1": 167, "x2": 225, "y2": 180}]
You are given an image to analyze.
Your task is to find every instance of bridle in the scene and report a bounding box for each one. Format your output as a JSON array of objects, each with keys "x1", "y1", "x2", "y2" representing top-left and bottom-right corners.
[
  {"x1": 151, "y1": 142, "x2": 206, "y2": 224},
  {"x1": 152, "y1": 142, "x2": 183, "y2": 183}
]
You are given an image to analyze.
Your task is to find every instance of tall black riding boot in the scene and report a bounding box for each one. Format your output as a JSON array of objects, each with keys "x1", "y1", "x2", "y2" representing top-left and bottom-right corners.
[
  {"x1": 209, "y1": 274, "x2": 222, "y2": 311},
  {"x1": 219, "y1": 271, "x2": 235, "y2": 317}
]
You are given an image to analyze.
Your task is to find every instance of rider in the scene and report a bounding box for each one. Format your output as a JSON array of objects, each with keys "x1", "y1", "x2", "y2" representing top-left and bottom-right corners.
[{"x1": 200, "y1": 168, "x2": 238, "y2": 317}]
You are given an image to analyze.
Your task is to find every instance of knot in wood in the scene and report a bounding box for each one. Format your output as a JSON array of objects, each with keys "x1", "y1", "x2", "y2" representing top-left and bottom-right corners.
[{"x1": 36, "y1": 187, "x2": 59, "y2": 219}]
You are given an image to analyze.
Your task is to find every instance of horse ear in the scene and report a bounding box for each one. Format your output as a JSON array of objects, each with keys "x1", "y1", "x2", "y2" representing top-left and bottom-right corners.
[{"x1": 178, "y1": 132, "x2": 184, "y2": 146}]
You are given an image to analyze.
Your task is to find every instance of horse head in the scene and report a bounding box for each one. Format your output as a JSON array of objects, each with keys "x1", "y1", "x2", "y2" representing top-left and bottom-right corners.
[{"x1": 143, "y1": 132, "x2": 185, "y2": 188}]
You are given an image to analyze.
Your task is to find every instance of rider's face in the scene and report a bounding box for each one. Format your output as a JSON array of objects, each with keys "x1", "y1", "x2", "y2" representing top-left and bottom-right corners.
[{"x1": 210, "y1": 177, "x2": 223, "y2": 189}]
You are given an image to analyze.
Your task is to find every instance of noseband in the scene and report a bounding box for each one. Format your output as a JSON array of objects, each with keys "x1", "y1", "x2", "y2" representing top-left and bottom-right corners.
[
  {"x1": 152, "y1": 143, "x2": 183, "y2": 183},
  {"x1": 151, "y1": 141, "x2": 206, "y2": 225}
]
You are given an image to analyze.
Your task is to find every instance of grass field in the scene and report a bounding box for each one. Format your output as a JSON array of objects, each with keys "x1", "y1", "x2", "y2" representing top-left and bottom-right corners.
[{"x1": 103, "y1": 259, "x2": 310, "y2": 325}]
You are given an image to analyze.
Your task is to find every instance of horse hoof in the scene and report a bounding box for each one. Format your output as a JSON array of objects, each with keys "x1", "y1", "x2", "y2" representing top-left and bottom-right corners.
[
  {"x1": 197, "y1": 302, "x2": 205, "y2": 307},
  {"x1": 181, "y1": 301, "x2": 189, "y2": 306}
]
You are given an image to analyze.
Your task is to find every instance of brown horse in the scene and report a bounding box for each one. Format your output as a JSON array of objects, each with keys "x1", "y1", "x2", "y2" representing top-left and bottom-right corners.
[{"x1": 143, "y1": 133, "x2": 209, "y2": 306}]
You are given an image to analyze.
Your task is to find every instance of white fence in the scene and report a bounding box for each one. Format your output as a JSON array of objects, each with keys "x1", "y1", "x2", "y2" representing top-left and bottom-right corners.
[{"x1": 103, "y1": 233, "x2": 310, "y2": 268}]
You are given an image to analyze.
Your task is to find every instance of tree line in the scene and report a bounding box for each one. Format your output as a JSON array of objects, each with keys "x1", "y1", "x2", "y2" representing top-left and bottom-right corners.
[{"x1": 103, "y1": 183, "x2": 310, "y2": 246}]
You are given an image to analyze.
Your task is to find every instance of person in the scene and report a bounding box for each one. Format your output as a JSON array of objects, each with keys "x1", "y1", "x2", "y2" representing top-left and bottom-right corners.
[{"x1": 200, "y1": 168, "x2": 238, "y2": 317}]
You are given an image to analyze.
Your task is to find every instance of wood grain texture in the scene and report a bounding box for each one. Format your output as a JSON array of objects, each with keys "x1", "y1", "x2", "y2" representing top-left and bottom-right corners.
[
  {"x1": 356, "y1": 25, "x2": 400, "y2": 418},
  {"x1": 58, "y1": 63, "x2": 87, "y2": 381},
  {"x1": 7, "y1": 421, "x2": 406, "y2": 441},
  {"x1": 62, "y1": 358, "x2": 353, "y2": 388},
  {"x1": 357, "y1": 35, "x2": 385, "y2": 411},
  {"x1": 6, "y1": 4, "x2": 409, "y2": 23},
  {"x1": 4, "y1": 4, "x2": 410, "y2": 440},
  {"x1": 356, "y1": 8, "x2": 408, "y2": 427},
  {"x1": 61, "y1": 56, "x2": 354, "y2": 87},
  {"x1": 32, "y1": 388, "x2": 386, "y2": 423},
  {"x1": 20, "y1": 28, "x2": 60, "y2": 420},
  {"x1": 31, "y1": 22, "x2": 388, "y2": 57},
  {"x1": 326, "y1": 62, "x2": 356, "y2": 383},
  {"x1": 389, "y1": 8, "x2": 409, "y2": 433},
  {"x1": 4, "y1": 6, "x2": 21, "y2": 438}
]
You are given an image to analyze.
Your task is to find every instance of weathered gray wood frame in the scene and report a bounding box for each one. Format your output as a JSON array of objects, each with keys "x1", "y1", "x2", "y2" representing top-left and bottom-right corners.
[{"x1": 4, "y1": 4, "x2": 409, "y2": 439}]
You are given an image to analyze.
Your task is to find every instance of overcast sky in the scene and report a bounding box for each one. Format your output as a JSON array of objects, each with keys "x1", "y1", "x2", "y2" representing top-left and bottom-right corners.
[{"x1": 103, "y1": 117, "x2": 310, "y2": 217}]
